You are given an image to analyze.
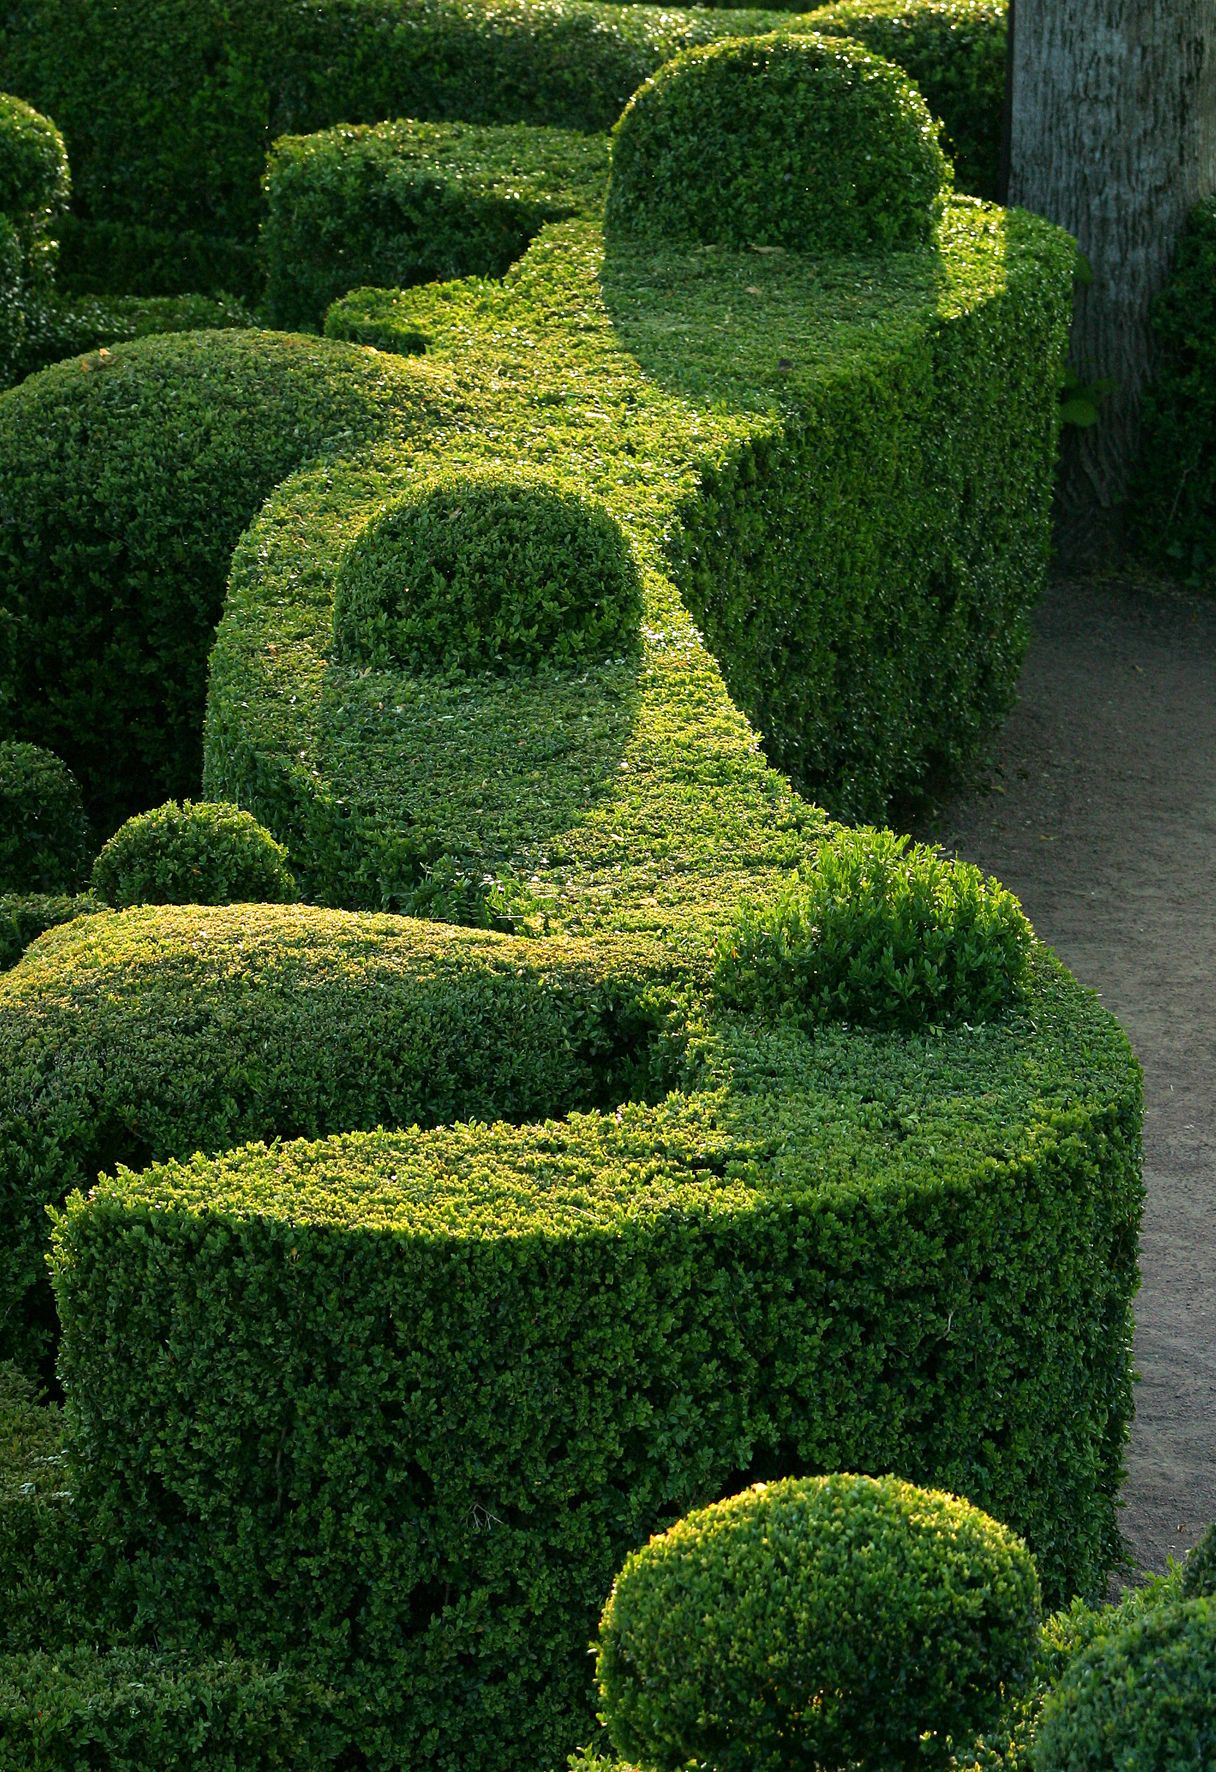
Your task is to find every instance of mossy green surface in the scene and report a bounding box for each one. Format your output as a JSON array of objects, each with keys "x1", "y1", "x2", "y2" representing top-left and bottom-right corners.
[{"x1": 263, "y1": 118, "x2": 609, "y2": 330}]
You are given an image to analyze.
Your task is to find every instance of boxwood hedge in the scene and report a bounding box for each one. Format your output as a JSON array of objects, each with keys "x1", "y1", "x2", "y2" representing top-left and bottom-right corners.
[{"x1": 0, "y1": 24, "x2": 1143, "y2": 1772}]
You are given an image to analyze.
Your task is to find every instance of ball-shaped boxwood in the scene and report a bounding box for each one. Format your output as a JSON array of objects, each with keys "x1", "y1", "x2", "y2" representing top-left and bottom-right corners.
[
  {"x1": 331, "y1": 464, "x2": 643, "y2": 676},
  {"x1": 1182, "y1": 1521, "x2": 1216, "y2": 1600},
  {"x1": 605, "y1": 32, "x2": 951, "y2": 253},
  {"x1": 91, "y1": 801, "x2": 298, "y2": 908},
  {"x1": 1033, "y1": 1597, "x2": 1216, "y2": 1772},
  {"x1": 596, "y1": 1473, "x2": 1041, "y2": 1772},
  {"x1": 0, "y1": 742, "x2": 91, "y2": 894},
  {"x1": 715, "y1": 824, "x2": 1033, "y2": 1030},
  {"x1": 0, "y1": 93, "x2": 69, "y2": 222}
]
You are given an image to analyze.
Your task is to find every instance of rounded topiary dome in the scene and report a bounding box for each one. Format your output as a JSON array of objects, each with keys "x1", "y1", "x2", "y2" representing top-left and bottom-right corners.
[
  {"x1": 0, "y1": 93, "x2": 69, "y2": 219},
  {"x1": 331, "y1": 465, "x2": 643, "y2": 676},
  {"x1": 1035, "y1": 1597, "x2": 1216, "y2": 1772},
  {"x1": 605, "y1": 32, "x2": 951, "y2": 253},
  {"x1": 91, "y1": 801, "x2": 298, "y2": 908},
  {"x1": 596, "y1": 1473, "x2": 1040, "y2": 1772}
]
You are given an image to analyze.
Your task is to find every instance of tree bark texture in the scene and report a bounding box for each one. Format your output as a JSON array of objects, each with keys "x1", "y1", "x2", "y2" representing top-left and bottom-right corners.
[{"x1": 1009, "y1": 1, "x2": 1216, "y2": 569}]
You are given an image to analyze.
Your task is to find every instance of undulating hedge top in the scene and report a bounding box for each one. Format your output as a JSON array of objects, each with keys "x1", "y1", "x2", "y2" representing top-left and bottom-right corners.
[
  {"x1": 606, "y1": 32, "x2": 951, "y2": 252},
  {"x1": 262, "y1": 117, "x2": 610, "y2": 330},
  {"x1": 595, "y1": 1473, "x2": 1040, "y2": 1772}
]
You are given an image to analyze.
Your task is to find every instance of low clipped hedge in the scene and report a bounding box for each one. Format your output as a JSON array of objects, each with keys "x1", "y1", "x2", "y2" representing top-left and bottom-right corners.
[
  {"x1": 0, "y1": 0, "x2": 797, "y2": 295},
  {"x1": 1128, "y1": 195, "x2": 1216, "y2": 590},
  {"x1": 595, "y1": 1474, "x2": 1040, "y2": 1771},
  {"x1": 0, "y1": 903, "x2": 683, "y2": 1370},
  {"x1": 1033, "y1": 1598, "x2": 1216, "y2": 1772},
  {"x1": 263, "y1": 118, "x2": 609, "y2": 331},
  {"x1": 51, "y1": 967, "x2": 1140, "y2": 1770},
  {"x1": 606, "y1": 32, "x2": 950, "y2": 253},
  {"x1": 0, "y1": 744, "x2": 91, "y2": 894},
  {"x1": 0, "y1": 1648, "x2": 339, "y2": 1771},
  {"x1": 91, "y1": 800, "x2": 299, "y2": 908}
]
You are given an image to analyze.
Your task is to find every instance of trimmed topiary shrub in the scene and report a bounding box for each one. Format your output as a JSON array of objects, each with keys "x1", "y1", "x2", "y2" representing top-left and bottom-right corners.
[
  {"x1": 0, "y1": 892, "x2": 105, "y2": 972},
  {"x1": 596, "y1": 1473, "x2": 1041, "y2": 1772},
  {"x1": 0, "y1": 94, "x2": 69, "y2": 387},
  {"x1": 333, "y1": 465, "x2": 643, "y2": 675},
  {"x1": 0, "y1": 744, "x2": 91, "y2": 894},
  {"x1": 0, "y1": 1647, "x2": 339, "y2": 1771},
  {"x1": 1182, "y1": 1521, "x2": 1216, "y2": 1600},
  {"x1": 605, "y1": 32, "x2": 951, "y2": 252},
  {"x1": 263, "y1": 118, "x2": 609, "y2": 332},
  {"x1": 804, "y1": 0, "x2": 1005, "y2": 198},
  {"x1": 91, "y1": 802, "x2": 299, "y2": 908},
  {"x1": 1033, "y1": 1596, "x2": 1216, "y2": 1772},
  {"x1": 715, "y1": 826, "x2": 1033, "y2": 1029}
]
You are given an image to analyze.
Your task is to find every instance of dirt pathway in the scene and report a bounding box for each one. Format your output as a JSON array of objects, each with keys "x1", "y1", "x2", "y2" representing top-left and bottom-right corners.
[{"x1": 911, "y1": 571, "x2": 1216, "y2": 1582}]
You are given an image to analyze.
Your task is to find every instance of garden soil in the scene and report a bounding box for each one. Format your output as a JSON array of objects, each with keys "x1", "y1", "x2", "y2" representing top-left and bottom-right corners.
[{"x1": 908, "y1": 569, "x2": 1216, "y2": 1586}]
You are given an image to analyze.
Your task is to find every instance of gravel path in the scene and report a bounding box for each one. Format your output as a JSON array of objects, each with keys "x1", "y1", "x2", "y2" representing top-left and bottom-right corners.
[{"x1": 911, "y1": 570, "x2": 1216, "y2": 1582}]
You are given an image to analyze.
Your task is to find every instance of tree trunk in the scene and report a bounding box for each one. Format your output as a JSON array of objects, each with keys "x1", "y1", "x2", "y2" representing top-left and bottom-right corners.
[{"x1": 1009, "y1": 1, "x2": 1216, "y2": 570}]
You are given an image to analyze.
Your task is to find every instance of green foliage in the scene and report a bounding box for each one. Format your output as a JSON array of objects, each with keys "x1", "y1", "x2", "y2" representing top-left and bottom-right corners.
[
  {"x1": 263, "y1": 118, "x2": 609, "y2": 331},
  {"x1": 606, "y1": 32, "x2": 950, "y2": 252},
  {"x1": 0, "y1": 328, "x2": 458, "y2": 832},
  {"x1": 0, "y1": 94, "x2": 69, "y2": 387},
  {"x1": 91, "y1": 800, "x2": 299, "y2": 909},
  {"x1": 0, "y1": 1646, "x2": 339, "y2": 1771},
  {"x1": 715, "y1": 826, "x2": 1033, "y2": 1030},
  {"x1": 804, "y1": 0, "x2": 1005, "y2": 198},
  {"x1": 1181, "y1": 1521, "x2": 1216, "y2": 1600},
  {"x1": 1128, "y1": 195, "x2": 1216, "y2": 590},
  {"x1": 0, "y1": 902, "x2": 681, "y2": 1369},
  {"x1": 0, "y1": 893, "x2": 104, "y2": 973},
  {"x1": 1033, "y1": 1597, "x2": 1216, "y2": 1772},
  {"x1": 0, "y1": 744, "x2": 91, "y2": 894},
  {"x1": 0, "y1": 0, "x2": 796, "y2": 294},
  {"x1": 333, "y1": 465, "x2": 643, "y2": 675},
  {"x1": 596, "y1": 1473, "x2": 1040, "y2": 1772}
]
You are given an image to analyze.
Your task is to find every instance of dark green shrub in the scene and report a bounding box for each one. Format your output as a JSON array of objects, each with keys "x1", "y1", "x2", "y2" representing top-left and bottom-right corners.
[
  {"x1": 804, "y1": 0, "x2": 1005, "y2": 198},
  {"x1": 0, "y1": 94, "x2": 68, "y2": 387},
  {"x1": 0, "y1": 892, "x2": 104, "y2": 972},
  {"x1": 1181, "y1": 1521, "x2": 1216, "y2": 1600},
  {"x1": 263, "y1": 118, "x2": 609, "y2": 331},
  {"x1": 0, "y1": 327, "x2": 459, "y2": 831},
  {"x1": 597, "y1": 1473, "x2": 1040, "y2": 1772},
  {"x1": 716, "y1": 826, "x2": 1033, "y2": 1029},
  {"x1": 332, "y1": 465, "x2": 643, "y2": 675},
  {"x1": 0, "y1": 1647, "x2": 339, "y2": 1771},
  {"x1": 0, "y1": 92, "x2": 68, "y2": 244},
  {"x1": 1128, "y1": 196, "x2": 1216, "y2": 590},
  {"x1": 1034, "y1": 1597, "x2": 1216, "y2": 1772},
  {"x1": 0, "y1": 744, "x2": 91, "y2": 894},
  {"x1": 91, "y1": 801, "x2": 299, "y2": 908},
  {"x1": 606, "y1": 32, "x2": 951, "y2": 252}
]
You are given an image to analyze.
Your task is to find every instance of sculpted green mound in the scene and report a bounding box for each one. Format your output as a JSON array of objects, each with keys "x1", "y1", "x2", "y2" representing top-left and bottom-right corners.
[
  {"x1": 596, "y1": 1474, "x2": 1040, "y2": 1772},
  {"x1": 606, "y1": 32, "x2": 951, "y2": 251},
  {"x1": 91, "y1": 801, "x2": 299, "y2": 908},
  {"x1": 332, "y1": 465, "x2": 644, "y2": 674}
]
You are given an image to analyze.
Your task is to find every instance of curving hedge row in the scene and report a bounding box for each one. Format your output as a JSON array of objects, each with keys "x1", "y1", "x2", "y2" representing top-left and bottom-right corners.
[
  {"x1": 0, "y1": 28, "x2": 1143, "y2": 1772},
  {"x1": 1, "y1": 0, "x2": 1005, "y2": 301}
]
